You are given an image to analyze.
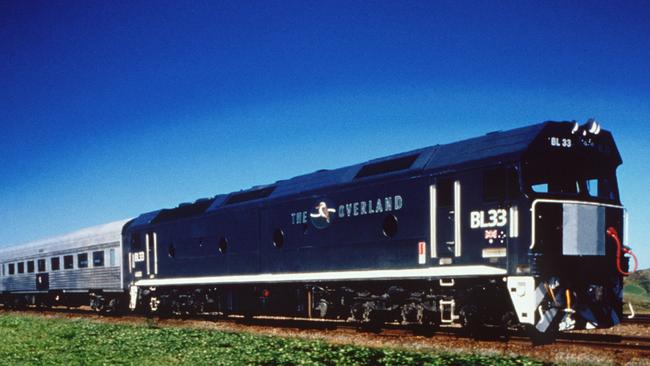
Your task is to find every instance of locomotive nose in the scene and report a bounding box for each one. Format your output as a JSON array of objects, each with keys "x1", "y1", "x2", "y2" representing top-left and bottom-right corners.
[
  {"x1": 528, "y1": 200, "x2": 628, "y2": 331},
  {"x1": 532, "y1": 201, "x2": 624, "y2": 263}
]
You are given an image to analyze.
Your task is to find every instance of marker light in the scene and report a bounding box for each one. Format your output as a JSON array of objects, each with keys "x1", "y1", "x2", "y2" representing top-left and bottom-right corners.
[
  {"x1": 571, "y1": 122, "x2": 579, "y2": 134},
  {"x1": 587, "y1": 118, "x2": 601, "y2": 135}
]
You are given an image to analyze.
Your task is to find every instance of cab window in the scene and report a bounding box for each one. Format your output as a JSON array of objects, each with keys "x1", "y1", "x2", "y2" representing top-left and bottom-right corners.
[
  {"x1": 523, "y1": 157, "x2": 619, "y2": 202},
  {"x1": 483, "y1": 167, "x2": 519, "y2": 201}
]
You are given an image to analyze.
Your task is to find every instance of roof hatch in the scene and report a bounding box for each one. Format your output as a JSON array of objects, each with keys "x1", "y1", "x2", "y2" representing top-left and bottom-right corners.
[{"x1": 355, "y1": 154, "x2": 419, "y2": 179}]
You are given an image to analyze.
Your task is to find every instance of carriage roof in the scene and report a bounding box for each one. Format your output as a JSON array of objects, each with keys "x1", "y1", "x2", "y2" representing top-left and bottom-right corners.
[{"x1": 0, "y1": 219, "x2": 131, "y2": 261}]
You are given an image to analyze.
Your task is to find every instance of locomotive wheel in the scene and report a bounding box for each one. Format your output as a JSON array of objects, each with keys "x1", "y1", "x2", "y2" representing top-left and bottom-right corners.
[
  {"x1": 458, "y1": 306, "x2": 481, "y2": 336},
  {"x1": 459, "y1": 305, "x2": 483, "y2": 339},
  {"x1": 351, "y1": 301, "x2": 383, "y2": 333},
  {"x1": 105, "y1": 298, "x2": 119, "y2": 314},
  {"x1": 316, "y1": 299, "x2": 329, "y2": 318},
  {"x1": 92, "y1": 297, "x2": 105, "y2": 313}
]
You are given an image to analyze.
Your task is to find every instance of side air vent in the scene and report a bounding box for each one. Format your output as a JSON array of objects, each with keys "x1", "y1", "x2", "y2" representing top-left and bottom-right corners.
[
  {"x1": 225, "y1": 186, "x2": 275, "y2": 205},
  {"x1": 355, "y1": 154, "x2": 419, "y2": 179}
]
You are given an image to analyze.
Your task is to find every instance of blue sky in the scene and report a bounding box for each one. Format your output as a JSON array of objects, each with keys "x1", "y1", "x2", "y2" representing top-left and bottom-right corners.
[{"x1": 1, "y1": 1, "x2": 648, "y2": 267}]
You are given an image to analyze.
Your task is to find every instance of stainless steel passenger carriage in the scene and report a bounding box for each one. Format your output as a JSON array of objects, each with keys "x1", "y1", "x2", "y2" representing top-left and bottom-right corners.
[{"x1": 0, "y1": 220, "x2": 129, "y2": 311}]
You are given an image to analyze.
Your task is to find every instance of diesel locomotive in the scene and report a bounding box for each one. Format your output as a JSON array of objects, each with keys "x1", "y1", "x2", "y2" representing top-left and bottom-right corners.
[{"x1": 0, "y1": 120, "x2": 637, "y2": 339}]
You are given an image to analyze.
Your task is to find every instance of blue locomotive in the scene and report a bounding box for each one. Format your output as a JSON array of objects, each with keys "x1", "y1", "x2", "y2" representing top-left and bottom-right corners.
[{"x1": 0, "y1": 120, "x2": 636, "y2": 339}]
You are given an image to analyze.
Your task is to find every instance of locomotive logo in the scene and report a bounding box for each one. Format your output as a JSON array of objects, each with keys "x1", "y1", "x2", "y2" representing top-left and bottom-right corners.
[
  {"x1": 310, "y1": 201, "x2": 336, "y2": 229},
  {"x1": 291, "y1": 195, "x2": 404, "y2": 228}
]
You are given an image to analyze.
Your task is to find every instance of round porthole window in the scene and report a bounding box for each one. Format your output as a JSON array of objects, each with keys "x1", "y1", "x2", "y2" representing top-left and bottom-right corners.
[
  {"x1": 382, "y1": 214, "x2": 398, "y2": 238},
  {"x1": 218, "y1": 237, "x2": 228, "y2": 254},
  {"x1": 273, "y1": 229, "x2": 285, "y2": 248}
]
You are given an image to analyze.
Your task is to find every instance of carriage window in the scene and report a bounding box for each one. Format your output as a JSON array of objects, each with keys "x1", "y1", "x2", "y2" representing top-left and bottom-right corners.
[
  {"x1": 78, "y1": 253, "x2": 89, "y2": 268},
  {"x1": 27, "y1": 260, "x2": 35, "y2": 273},
  {"x1": 8, "y1": 263, "x2": 15, "y2": 275},
  {"x1": 18, "y1": 262, "x2": 25, "y2": 274},
  {"x1": 93, "y1": 251, "x2": 105, "y2": 267},
  {"x1": 38, "y1": 259, "x2": 46, "y2": 272},
  {"x1": 51, "y1": 257, "x2": 60, "y2": 271},
  {"x1": 64, "y1": 255, "x2": 74, "y2": 270},
  {"x1": 109, "y1": 248, "x2": 116, "y2": 267}
]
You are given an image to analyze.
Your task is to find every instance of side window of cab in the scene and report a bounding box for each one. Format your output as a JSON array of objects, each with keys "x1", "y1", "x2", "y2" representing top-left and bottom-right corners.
[{"x1": 483, "y1": 167, "x2": 519, "y2": 202}]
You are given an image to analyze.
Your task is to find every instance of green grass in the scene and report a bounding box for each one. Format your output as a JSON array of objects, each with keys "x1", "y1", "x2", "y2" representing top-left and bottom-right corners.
[
  {"x1": 624, "y1": 268, "x2": 650, "y2": 313},
  {"x1": 0, "y1": 313, "x2": 545, "y2": 366},
  {"x1": 624, "y1": 284, "x2": 646, "y2": 296}
]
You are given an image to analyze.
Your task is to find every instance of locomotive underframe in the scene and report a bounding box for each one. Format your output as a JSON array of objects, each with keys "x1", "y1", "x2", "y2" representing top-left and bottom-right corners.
[
  {"x1": 132, "y1": 277, "x2": 516, "y2": 330},
  {"x1": 0, "y1": 289, "x2": 127, "y2": 313}
]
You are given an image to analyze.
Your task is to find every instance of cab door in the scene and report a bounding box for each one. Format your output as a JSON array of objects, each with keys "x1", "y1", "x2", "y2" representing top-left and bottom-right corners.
[
  {"x1": 130, "y1": 232, "x2": 158, "y2": 279},
  {"x1": 144, "y1": 232, "x2": 158, "y2": 278},
  {"x1": 35, "y1": 258, "x2": 49, "y2": 291},
  {"x1": 35, "y1": 274, "x2": 49, "y2": 291},
  {"x1": 475, "y1": 167, "x2": 520, "y2": 262},
  {"x1": 430, "y1": 177, "x2": 461, "y2": 261}
]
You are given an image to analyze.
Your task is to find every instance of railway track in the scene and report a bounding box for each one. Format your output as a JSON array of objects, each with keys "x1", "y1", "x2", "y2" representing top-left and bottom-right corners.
[
  {"x1": 3, "y1": 305, "x2": 650, "y2": 353},
  {"x1": 556, "y1": 332, "x2": 650, "y2": 351},
  {"x1": 623, "y1": 313, "x2": 650, "y2": 325}
]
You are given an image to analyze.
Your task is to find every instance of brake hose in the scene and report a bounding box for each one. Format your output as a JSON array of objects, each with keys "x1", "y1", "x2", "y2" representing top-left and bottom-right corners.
[{"x1": 606, "y1": 227, "x2": 638, "y2": 276}]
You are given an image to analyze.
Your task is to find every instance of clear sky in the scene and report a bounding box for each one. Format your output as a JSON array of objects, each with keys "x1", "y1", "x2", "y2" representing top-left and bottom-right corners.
[{"x1": 1, "y1": 1, "x2": 648, "y2": 267}]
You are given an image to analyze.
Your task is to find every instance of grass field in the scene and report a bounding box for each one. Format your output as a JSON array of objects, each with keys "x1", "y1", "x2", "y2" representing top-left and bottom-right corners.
[
  {"x1": 624, "y1": 268, "x2": 650, "y2": 313},
  {"x1": 0, "y1": 313, "x2": 544, "y2": 366}
]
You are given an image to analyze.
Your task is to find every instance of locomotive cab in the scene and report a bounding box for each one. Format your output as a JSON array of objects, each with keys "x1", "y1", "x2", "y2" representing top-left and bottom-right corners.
[{"x1": 508, "y1": 120, "x2": 629, "y2": 336}]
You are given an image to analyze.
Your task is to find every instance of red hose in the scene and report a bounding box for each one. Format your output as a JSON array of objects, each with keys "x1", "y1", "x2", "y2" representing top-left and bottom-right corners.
[{"x1": 606, "y1": 227, "x2": 638, "y2": 276}]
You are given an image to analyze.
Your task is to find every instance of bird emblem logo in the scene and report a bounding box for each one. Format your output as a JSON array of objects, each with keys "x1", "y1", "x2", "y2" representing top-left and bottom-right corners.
[{"x1": 310, "y1": 201, "x2": 336, "y2": 229}]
